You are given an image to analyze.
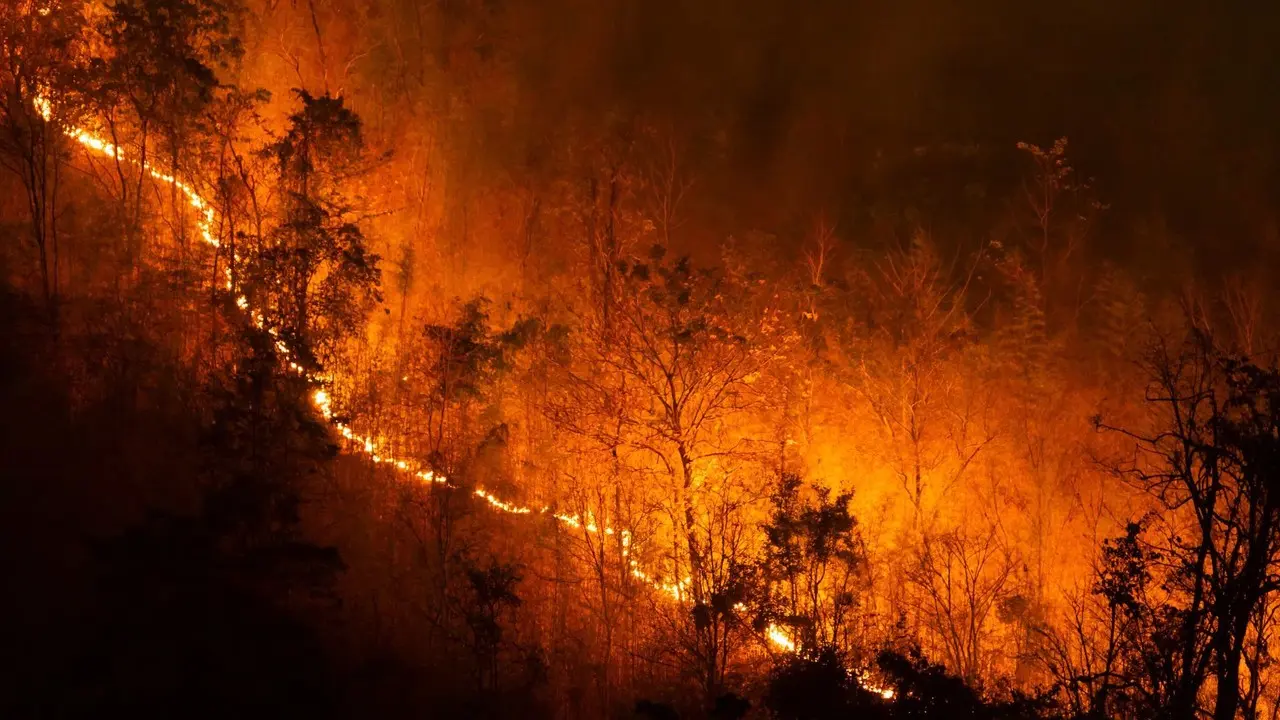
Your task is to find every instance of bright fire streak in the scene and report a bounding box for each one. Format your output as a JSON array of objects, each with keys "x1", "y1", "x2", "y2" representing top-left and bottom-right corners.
[
  {"x1": 762, "y1": 626, "x2": 894, "y2": 699},
  {"x1": 30, "y1": 91, "x2": 897, "y2": 699},
  {"x1": 857, "y1": 673, "x2": 896, "y2": 700},
  {"x1": 766, "y1": 625, "x2": 796, "y2": 653}
]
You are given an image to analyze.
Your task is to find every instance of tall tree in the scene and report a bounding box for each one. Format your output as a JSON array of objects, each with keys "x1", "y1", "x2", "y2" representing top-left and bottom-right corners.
[
  {"x1": 0, "y1": 0, "x2": 83, "y2": 314},
  {"x1": 87, "y1": 0, "x2": 242, "y2": 260},
  {"x1": 559, "y1": 246, "x2": 786, "y2": 703},
  {"x1": 247, "y1": 90, "x2": 381, "y2": 368},
  {"x1": 1099, "y1": 330, "x2": 1280, "y2": 720},
  {"x1": 760, "y1": 473, "x2": 865, "y2": 656}
]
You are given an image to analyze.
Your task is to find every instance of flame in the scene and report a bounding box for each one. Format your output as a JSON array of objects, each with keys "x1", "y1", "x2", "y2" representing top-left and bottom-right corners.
[
  {"x1": 33, "y1": 96, "x2": 52, "y2": 121},
  {"x1": 28, "y1": 91, "x2": 898, "y2": 700},
  {"x1": 762, "y1": 626, "x2": 896, "y2": 700},
  {"x1": 766, "y1": 624, "x2": 796, "y2": 652},
  {"x1": 856, "y1": 672, "x2": 896, "y2": 700},
  {"x1": 871, "y1": 684, "x2": 896, "y2": 700}
]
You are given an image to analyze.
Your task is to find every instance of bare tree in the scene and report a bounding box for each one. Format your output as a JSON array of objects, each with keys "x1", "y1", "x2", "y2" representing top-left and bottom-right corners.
[
  {"x1": 0, "y1": 1, "x2": 83, "y2": 316},
  {"x1": 553, "y1": 245, "x2": 786, "y2": 703},
  {"x1": 907, "y1": 524, "x2": 1019, "y2": 684},
  {"x1": 1097, "y1": 329, "x2": 1280, "y2": 720}
]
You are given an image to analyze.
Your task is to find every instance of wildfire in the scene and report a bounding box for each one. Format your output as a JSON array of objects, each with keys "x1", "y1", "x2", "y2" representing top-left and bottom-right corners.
[
  {"x1": 34, "y1": 96, "x2": 52, "y2": 121},
  {"x1": 854, "y1": 669, "x2": 896, "y2": 699},
  {"x1": 866, "y1": 682, "x2": 896, "y2": 701},
  {"x1": 759, "y1": 627, "x2": 896, "y2": 700},
  {"x1": 766, "y1": 624, "x2": 796, "y2": 652},
  {"x1": 29, "y1": 90, "x2": 899, "y2": 699}
]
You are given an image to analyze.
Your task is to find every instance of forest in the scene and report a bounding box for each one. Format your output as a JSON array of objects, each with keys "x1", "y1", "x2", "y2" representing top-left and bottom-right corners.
[{"x1": 4, "y1": 0, "x2": 1280, "y2": 718}]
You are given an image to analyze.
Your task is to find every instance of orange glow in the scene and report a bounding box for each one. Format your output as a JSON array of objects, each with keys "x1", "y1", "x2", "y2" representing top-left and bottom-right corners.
[
  {"x1": 766, "y1": 624, "x2": 796, "y2": 652},
  {"x1": 28, "y1": 92, "x2": 909, "y2": 700},
  {"x1": 32, "y1": 90, "x2": 696, "y2": 598}
]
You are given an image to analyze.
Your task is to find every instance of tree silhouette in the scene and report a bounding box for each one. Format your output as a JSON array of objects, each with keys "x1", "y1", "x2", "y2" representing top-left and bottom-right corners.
[{"x1": 247, "y1": 90, "x2": 381, "y2": 367}]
